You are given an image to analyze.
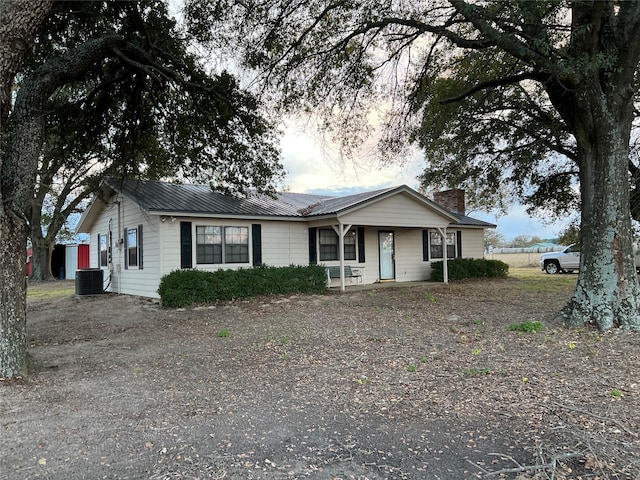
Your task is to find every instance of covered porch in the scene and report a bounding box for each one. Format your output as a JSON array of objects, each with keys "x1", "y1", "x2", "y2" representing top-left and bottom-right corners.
[{"x1": 311, "y1": 222, "x2": 456, "y2": 291}]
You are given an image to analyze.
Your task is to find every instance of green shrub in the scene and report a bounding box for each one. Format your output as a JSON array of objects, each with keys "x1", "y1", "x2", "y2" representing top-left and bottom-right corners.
[
  {"x1": 430, "y1": 258, "x2": 509, "y2": 282},
  {"x1": 158, "y1": 264, "x2": 327, "y2": 308}
]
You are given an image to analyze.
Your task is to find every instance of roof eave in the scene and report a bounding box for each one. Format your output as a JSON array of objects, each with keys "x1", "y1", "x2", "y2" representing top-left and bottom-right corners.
[
  {"x1": 315, "y1": 185, "x2": 461, "y2": 222},
  {"x1": 146, "y1": 210, "x2": 308, "y2": 222}
]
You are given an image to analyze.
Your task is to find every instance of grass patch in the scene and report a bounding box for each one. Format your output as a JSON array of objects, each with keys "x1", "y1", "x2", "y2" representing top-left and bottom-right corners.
[
  {"x1": 27, "y1": 281, "x2": 75, "y2": 300},
  {"x1": 508, "y1": 267, "x2": 577, "y2": 293},
  {"x1": 463, "y1": 366, "x2": 492, "y2": 377},
  {"x1": 423, "y1": 292, "x2": 438, "y2": 303},
  {"x1": 509, "y1": 321, "x2": 544, "y2": 333}
]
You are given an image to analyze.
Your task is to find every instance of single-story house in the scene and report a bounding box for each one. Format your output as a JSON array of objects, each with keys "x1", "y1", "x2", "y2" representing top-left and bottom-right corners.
[{"x1": 75, "y1": 178, "x2": 495, "y2": 297}]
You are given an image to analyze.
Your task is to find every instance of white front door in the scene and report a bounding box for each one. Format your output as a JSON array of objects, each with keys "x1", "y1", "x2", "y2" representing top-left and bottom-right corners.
[{"x1": 379, "y1": 231, "x2": 395, "y2": 280}]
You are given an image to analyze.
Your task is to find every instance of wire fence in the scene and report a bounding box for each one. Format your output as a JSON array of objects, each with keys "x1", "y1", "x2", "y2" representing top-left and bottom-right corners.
[{"x1": 488, "y1": 246, "x2": 566, "y2": 254}]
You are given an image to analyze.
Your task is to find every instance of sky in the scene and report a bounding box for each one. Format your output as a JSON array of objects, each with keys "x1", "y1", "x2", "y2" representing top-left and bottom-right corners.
[{"x1": 279, "y1": 122, "x2": 570, "y2": 242}]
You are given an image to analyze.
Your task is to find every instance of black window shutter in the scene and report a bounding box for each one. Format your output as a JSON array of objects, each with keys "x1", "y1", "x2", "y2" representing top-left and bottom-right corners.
[
  {"x1": 456, "y1": 230, "x2": 462, "y2": 258},
  {"x1": 123, "y1": 226, "x2": 128, "y2": 269},
  {"x1": 357, "y1": 227, "x2": 365, "y2": 263},
  {"x1": 252, "y1": 224, "x2": 262, "y2": 266},
  {"x1": 138, "y1": 224, "x2": 144, "y2": 269},
  {"x1": 180, "y1": 222, "x2": 193, "y2": 269},
  {"x1": 97, "y1": 235, "x2": 101, "y2": 267},
  {"x1": 308, "y1": 227, "x2": 317, "y2": 264},
  {"x1": 422, "y1": 230, "x2": 430, "y2": 261}
]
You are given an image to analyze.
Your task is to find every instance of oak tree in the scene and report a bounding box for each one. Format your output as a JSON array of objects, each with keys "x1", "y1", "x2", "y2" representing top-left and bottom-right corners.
[
  {"x1": 0, "y1": 0, "x2": 282, "y2": 377},
  {"x1": 194, "y1": 0, "x2": 640, "y2": 330}
]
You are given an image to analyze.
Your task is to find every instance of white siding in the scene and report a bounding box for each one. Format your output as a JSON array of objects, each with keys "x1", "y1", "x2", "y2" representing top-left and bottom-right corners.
[
  {"x1": 159, "y1": 218, "x2": 182, "y2": 275},
  {"x1": 262, "y1": 222, "x2": 308, "y2": 266},
  {"x1": 340, "y1": 193, "x2": 451, "y2": 228},
  {"x1": 88, "y1": 198, "x2": 116, "y2": 293},
  {"x1": 114, "y1": 196, "x2": 162, "y2": 298},
  {"x1": 88, "y1": 195, "x2": 162, "y2": 298},
  {"x1": 323, "y1": 228, "x2": 429, "y2": 285},
  {"x1": 394, "y1": 229, "x2": 429, "y2": 282},
  {"x1": 323, "y1": 226, "x2": 486, "y2": 286},
  {"x1": 64, "y1": 245, "x2": 78, "y2": 280},
  {"x1": 459, "y1": 228, "x2": 485, "y2": 258}
]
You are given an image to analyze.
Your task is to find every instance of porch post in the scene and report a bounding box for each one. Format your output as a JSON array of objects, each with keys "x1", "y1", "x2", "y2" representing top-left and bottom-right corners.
[
  {"x1": 333, "y1": 223, "x2": 352, "y2": 292},
  {"x1": 436, "y1": 227, "x2": 448, "y2": 284},
  {"x1": 338, "y1": 223, "x2": 347, "y2": 292}
]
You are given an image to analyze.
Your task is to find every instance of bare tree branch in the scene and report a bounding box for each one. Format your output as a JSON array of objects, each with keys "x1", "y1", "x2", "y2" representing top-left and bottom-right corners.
[{"x1": 440, "y1": 72, "x2": 544, "y2": 104}]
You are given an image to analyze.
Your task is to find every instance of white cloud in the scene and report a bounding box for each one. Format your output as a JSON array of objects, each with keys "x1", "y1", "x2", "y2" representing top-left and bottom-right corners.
[
  {"x1": 280, "y1": 119, "x2": 571, "y2": 241},
  {"x1": 280, "y1": 119, "x2": 423, "y2": 194}
]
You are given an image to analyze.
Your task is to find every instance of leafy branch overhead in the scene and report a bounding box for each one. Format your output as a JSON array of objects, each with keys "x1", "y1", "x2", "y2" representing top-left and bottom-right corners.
[
  {"x1": 191, "y1": 0, "x2": 640, "y2": 330},
  {"x1": 16, "y1": 1, "x2": 283, "y2": 200},
  {"x1": 12, "y1": 0, "x2": 285, "y2": 281},
  {"x1": 190, "y1": 0, "x2": 640, "y2": 219}
]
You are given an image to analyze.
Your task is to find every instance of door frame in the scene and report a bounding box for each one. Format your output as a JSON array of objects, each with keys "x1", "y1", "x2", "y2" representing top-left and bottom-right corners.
[{"x1": 378, "y1": 230, "x2": 395, "y2": 281}]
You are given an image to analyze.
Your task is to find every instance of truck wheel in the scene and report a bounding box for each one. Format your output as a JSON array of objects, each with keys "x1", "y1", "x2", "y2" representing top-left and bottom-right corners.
[{"x1": 544, "y1": 261, "x2": 560, "y2": 274}]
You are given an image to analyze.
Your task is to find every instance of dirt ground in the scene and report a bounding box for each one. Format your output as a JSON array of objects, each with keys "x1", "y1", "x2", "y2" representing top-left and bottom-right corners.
[{"x1": 1, "y1": 270, "x2": 639, "y2": 480}]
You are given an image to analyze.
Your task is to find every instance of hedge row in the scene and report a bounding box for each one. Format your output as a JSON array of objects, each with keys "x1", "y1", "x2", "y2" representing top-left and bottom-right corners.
[
  {"x1": 157, "y1": 264, "x2": 327, "y2": 308},
  {"x1": 430, "y1": 258, "x2": 509, "y2": 282}
]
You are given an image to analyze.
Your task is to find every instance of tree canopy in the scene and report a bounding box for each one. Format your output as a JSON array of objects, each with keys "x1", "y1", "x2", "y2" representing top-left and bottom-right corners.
[
  {"x1": 191, "y1": 0, "x2": 640, "y2": 330},
  {"x1": 28, "y1": 1, "x2": 283, "y2": 192},
  {"x1": 0, "y1": 0, "x2": 284, "y2": 377},
  {"x1": 21, "y1": 1, "x2": 285, "y2": 281},
  {"x1": 186, "y1": 0, "x2": 638, "y2": 217}
]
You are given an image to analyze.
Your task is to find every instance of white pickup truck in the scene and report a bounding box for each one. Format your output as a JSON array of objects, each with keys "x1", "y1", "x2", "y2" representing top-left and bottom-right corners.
[{"x1": 540, "y1": 244, "x2": 640, "y2": 274}]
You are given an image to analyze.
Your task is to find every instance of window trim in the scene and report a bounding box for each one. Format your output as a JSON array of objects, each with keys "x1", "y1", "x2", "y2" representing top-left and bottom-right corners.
[
  {"x1": 98, "y1": 233, "x2": 109, "y2": 267},
  {"x1": 429, "y1": 231, "x2": 456, "y2": 259},
  {"x1": 318, "y1": 227, "x2": 357, "y2": 262},
  {"x1": 126, "y1": 227, "x2": 139, "y2": 268},
  {"x1": 195, "y1": 225, "x2": 250, "y2": 265}
]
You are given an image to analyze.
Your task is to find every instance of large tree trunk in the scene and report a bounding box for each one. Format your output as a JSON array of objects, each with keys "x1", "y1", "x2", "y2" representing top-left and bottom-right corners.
[
  {"x1": 1, "y1": 32, "x2": 131, "y2": 377},
  {"x1": 0, "y1": 1, "x2": 53, "y2": 378},
  {"x1": 30, "y1": 236, "x2": 55, "y2": 282},
  {"x1": 28, "y1": 195, "x2": 55, "y2": 282},
  {"x1": 0, "y1": 213, "x2": 29, "y2": 377},
  {"x1": 559, "y1": 85, "x2": 640, "y2": 330},
  {"x1": 0, "y1": 1, "x2": 53, "y2": 125}
]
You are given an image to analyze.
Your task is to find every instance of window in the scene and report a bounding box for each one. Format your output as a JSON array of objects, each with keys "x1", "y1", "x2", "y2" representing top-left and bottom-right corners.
[
  {"x1": 430, "y1": 231, "x2": 456, "y2": 259},
  {"x1": 225, "y1": 226, "x2": 249, "y2": 263},
  {"x1": 99, "y1": 234, "x2": 108, "y2": 267},
  {"x1": 319, "y1": 228, "x2": 356, "y2": 261},
  {"x1": 446, "y1": 232, "x2": 456, "y2": 258},
  {"x1": 127, "y1": 228, "x2": 138, "y2": 267},
  {"x1": 319, "y1": 229, "x2": 338, "y2": 261},
  {"x1": 196, "y1": 226, "x2": 249, "y2": 264},
  {"x1": 344, "y1": 229, "x2": 356, "y2": 260},
  {"x1": 429, "y1": 232, "x2": 443, "y2": 259},
  {"x1": 196, "y1": 226, "x2": 222, "y2": 264}
]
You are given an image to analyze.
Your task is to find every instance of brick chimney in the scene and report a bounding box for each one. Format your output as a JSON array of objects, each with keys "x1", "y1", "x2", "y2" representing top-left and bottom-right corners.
[{"x1": 433, "y1": 189, "x2": 465, "y2": 215}]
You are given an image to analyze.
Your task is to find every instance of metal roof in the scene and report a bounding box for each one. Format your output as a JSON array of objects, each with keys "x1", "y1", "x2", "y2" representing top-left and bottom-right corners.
[
  {"x1": 100, "y1": 178, "x2": 494, "y2": 227},
  {"x1": 449, "y1": 212, "x2": 496, "y2": 228}
]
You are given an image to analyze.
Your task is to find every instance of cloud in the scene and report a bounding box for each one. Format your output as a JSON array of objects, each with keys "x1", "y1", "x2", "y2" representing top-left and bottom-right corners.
[
  {"x1": 280, "y1": 118, "x2": 570, "y2": 241},
  {"x1": 280, "y1": 119, "x2": 423, "y2": 194}
]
